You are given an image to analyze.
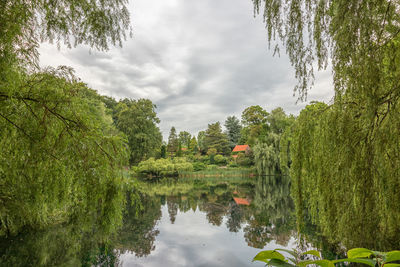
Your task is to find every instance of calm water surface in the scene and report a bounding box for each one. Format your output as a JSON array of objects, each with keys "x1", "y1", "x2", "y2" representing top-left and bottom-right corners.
[{"x1": 1, "y1": 176, "x2": 311, "y2": 266}]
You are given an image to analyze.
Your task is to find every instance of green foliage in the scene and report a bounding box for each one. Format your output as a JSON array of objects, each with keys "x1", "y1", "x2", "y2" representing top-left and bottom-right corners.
[
  {"x1": 0, "y1": 0, "x2": 130, "y2": 73},
  {"x1": 167, "y1": 127, "x2": 179, "y2": 155},
  {"x1": 0, "y1": 0, "x2": 134, "y2": 237},
  {"x1": 224, "y1": 116, "x2": 242, "y2": 149},
  {"x1": 160, "y1": 144, "x2": 167, "y2": 158},
  {"x1": 178, "y1": 131, "x2": 191, "y2": 148},
  {"x1": 115, "y1": 99, "x2": 162, "y2": 165},
  {"x1": 253, "y1": 0, "x2": 400, "y2": 249},
  {"x1": 204, "y1": 122, "x2": 230, "y2": 155},
  {"x1": 254, "y1": 142, "x2": 279, "y2": 175},
  {"x1": 193, "y1": 162, "x2": 206, "y2": 171},
  {"x1": 253, "y1": 248, "x2": 400, "y2": 267},
  {"x1": 214, "y1": 155, "x2": 227, "y2": 165},
  {"x1": 0, "y1": 68, "x2": 127, "y2": 235},
  {"x1": 236, "y1": 153, "x2": 253, "y2": 167},
  {"x1": 197, "y1": 131, "x2": 206, "y2": 154},
  {"x1": 241, "y1": 105, "x2": 269, "y2": 126},
  {"x1": 176, "y1": 142, "x2": 183, "y2": 157},
  {"x1": 137, "y1": 157, "x2": 193, "y2": 177},
  {"x1": 286, "y1": 99, "x2": 400, "y2": 248},
  {"x1": 189, "y1": 136, "x2": 199, "y2": 154},
  {"x1": 228, "y1": 161, "x2": 239, "y2": 168}
]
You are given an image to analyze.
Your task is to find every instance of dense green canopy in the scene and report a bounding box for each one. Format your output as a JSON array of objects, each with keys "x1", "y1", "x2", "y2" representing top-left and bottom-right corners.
[
  {"x1": 253, "y1": 0, "x2": 400, "y2": 249},
  {"x1": 0, "y1": 0, "x2": 132, "y2": 235}
]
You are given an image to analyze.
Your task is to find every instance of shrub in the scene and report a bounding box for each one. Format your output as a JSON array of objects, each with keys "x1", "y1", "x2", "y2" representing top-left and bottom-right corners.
[
  {"x1": 137, "y1": 157, "x2": 193, "y2": 177},
  {"x1": 237, "y1": 153, "x2": 253, "y2": 167},
  {"x1": 193, "y1": 162, "x2": 206, "y2": 171},
  {"x1": 228, "y1": 161, "x2": 238, "y2": 168},
  {"x1": 214, "y1": 155, "x2": 227, "y2": 165}
]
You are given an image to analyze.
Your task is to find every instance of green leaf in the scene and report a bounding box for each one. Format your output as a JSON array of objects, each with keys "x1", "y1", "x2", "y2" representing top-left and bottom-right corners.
[
  {"x1": 275, "y1": 248, "x2": 298, "y2": 258},
  {"x1": 386, "y1": 251, "x2": 400, "y2": 263},
  {"x1": 332, "y1": 258, "x2": 376, "y2": 267},
  {"x1": 302, "y1": 250, "x2": 321, "y2": 258},
  {"x1": 267, "y1": 258, "x2": 296, "y2": 267},
  {"x1": 298, "y1": 260, "x2": 334, "y2": 267},
  {"x1": 253, "y1": 250, "x2": 285, "y2": 263},
  {"x1": 347, "y1": 248, "x2": 373, "y2": 258},
  {"x1": 385, "y1": 264, "x2": 400, "y2": 267}
]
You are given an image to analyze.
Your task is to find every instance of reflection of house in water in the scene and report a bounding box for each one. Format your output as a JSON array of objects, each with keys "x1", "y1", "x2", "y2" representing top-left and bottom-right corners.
[{"x1": 233, "y1": 197, "x2": 250, "y2": 205}]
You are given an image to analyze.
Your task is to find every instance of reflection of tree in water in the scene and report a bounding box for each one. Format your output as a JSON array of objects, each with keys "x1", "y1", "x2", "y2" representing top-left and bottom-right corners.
[
  {"x1": 116, "y1": 193, "x2": 162, "y2": 257},
  {"x1": 0, "y1": 223, "x2": 121, "y2": 266},
  {"x1": 244, "y1": 212, "x2": 272, "y2": 248},
  {"x1": 200, "y1": 184, "x2": 233, "y2": 227},
  {"x1": 244, "y1": 175, "x2": 295, "y2": 248},
  {"x1": 226, "y1": 203, "x2": 247, "y2": 232},
  {"x1": 203, "y1": 202, "x2": 226, "y2": 226},
  {"x1": 167, "y1": 196, "x2": 179, "y2": 224}
]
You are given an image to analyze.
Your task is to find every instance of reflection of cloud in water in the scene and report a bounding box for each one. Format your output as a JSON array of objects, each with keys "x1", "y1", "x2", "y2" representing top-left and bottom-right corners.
[
  {"x1": 119, "y1": 178, "x2": 297, "y2": 266},
  {"x1": 120, "y1": 205, "x2": 288, "y2": 266}
]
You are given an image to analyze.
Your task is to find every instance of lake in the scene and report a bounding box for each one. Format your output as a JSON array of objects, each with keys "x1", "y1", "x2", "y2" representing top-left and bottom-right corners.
[{"x1": 0, "y1": 176, "x2": 323, "y2": 266}]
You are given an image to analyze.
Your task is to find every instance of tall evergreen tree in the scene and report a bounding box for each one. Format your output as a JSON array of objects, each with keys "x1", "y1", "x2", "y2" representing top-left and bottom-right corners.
[
  {"x1": 204, "y1": 122, "x2": 230, "y2": 155},
  {"x1": 224, "y1": 116, "x2": 242, "y2": 149},
  {"x1": 167, "y1": 127, "x2": 178, "y2": 156}
]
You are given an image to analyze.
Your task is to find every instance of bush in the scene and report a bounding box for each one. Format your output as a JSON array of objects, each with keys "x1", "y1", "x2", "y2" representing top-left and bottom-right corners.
[
  {"x1": 237, "y1": 153, "x2": 253, "y2": 167},
  {"x1": 193, "y1": 162, "x2": 206, "y2": 171},
  {"x1": 138, "y1": 157, "x2": 193, "y2": 177},
  {"x1": 228, "y1": 161, "x2": 238, "y2": 168},
  {"x1": 214, "y1": 155, "x2": 227, "y2": 165}
]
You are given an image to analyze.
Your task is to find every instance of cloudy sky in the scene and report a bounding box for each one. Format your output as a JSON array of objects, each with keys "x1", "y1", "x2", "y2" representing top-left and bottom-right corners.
[{"x1": 39, "y1": 0, "x2": 333, "y2": 140}]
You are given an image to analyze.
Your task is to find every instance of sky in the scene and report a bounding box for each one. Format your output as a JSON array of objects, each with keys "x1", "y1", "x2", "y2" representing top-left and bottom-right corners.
[{"x1": 39, "y1": 0, "x2": 334, "y2": 140}]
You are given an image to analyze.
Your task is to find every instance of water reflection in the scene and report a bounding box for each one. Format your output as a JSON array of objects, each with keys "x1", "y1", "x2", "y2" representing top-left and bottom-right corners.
[{"x1": 0, "y1": 176, "x2": 298, "y2": 266}]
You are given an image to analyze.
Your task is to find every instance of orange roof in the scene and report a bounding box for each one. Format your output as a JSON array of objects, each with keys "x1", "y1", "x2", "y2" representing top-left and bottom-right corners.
[
  {"x1": 233, "y1": 197, "x2": 250, "y2": 205},
  {"x1": 232, "y1": 155, "x2": 238, "y2": 158},
  {"x1": 232, "y1": 145, "x2": 250, "y2": 152}
]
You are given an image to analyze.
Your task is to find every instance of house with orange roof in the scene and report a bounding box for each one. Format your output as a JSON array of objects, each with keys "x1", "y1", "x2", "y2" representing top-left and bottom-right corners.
[
  {"x1": 232, "y1": 144, "x2": 250, "y2": 153},
  {"x1": 231, "y1": 144, "x2": 251, "y2": 161}
]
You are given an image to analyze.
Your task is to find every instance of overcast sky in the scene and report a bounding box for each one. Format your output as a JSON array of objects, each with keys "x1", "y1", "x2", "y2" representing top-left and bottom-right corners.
[{"x1": 39, "y1": 0, "x2": 333, "y2": 140}]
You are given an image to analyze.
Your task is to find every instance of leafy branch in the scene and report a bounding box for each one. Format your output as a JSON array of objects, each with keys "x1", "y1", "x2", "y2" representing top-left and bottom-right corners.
[{"x1": 254, "y1": 248, "x2": 400, "y2": 267}]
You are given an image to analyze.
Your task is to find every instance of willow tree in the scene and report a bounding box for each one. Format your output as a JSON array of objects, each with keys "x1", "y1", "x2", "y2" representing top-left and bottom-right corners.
[
  {"x1": 253, "y1": 0, "x2": 400, "y2": 249},
  {"x1": 0, "y1": 0, "x2": 132, "y2": 235}
]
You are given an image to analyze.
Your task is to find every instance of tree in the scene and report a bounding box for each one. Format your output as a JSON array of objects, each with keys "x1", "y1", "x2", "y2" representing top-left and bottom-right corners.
[
  {"x1": 115, "y1": 99, "x2": 162, "y2": 165},
  {"x1": 197, "y1": 131, "x2": 206, "y2": 154},
  {"x1": 240, "y1": 106, "x2": 269, "y2": 145},
  {"x1": 160, "y1": 143, "x2": 167, "y2": 159},
  {"x1": 204, "y1": 122, "x2": 230, "y2": 155},
  {"x1": 167, "y1": 127, "x2": 178, "y2": 156},
  {"x1": 224, "y1": 116, "x2": 242, "y2": 149},
  {"x1": 0, "y1": 0, "x2": 132, "y2": 235},
  {"x1": 267, "y1": 107, "x2": 292, "y2": 134},
  {"x1": 0, "y1": 0, "x2": 130, "y2": 71},
  {"x1": 241, "y1": 105, "x2": 268, "y2": 127},
  {"x1": 178, "y1": 131, "x2": 191, "y2": 148},
  {"x1": 189, "y1": 136, "x2": 199, "y2": 154},
  {"x1": 253, "y1": 0, "x2": 400, "y2": 249},
  {"x1": 0, "y1": 72, "x2": 128, "y2": 235}
]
